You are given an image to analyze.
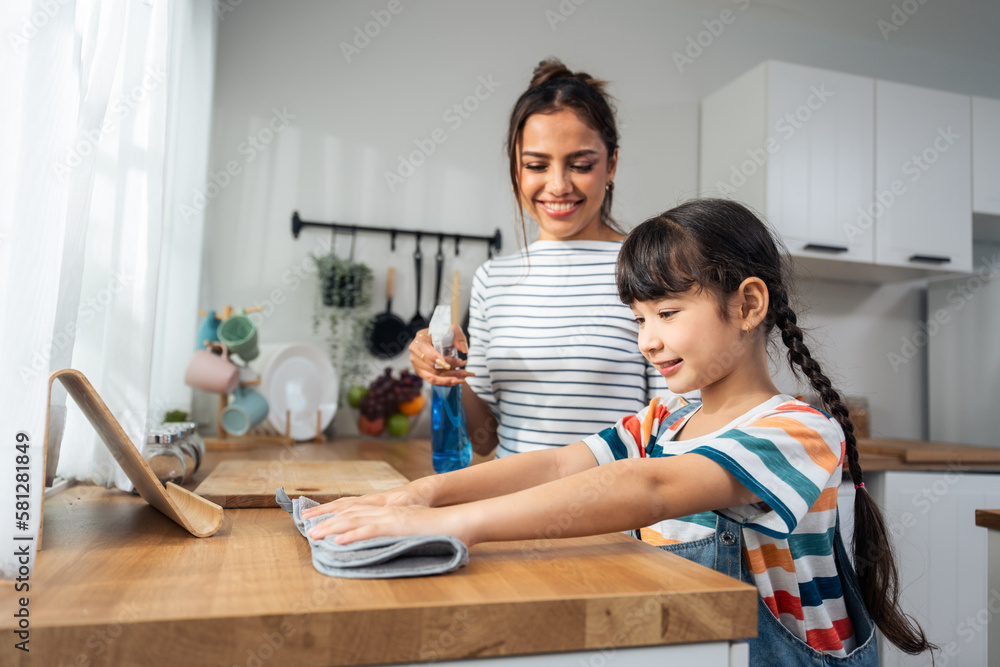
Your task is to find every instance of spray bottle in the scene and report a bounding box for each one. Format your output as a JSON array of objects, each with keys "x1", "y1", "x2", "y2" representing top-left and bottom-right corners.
[{"x1": 428, "y1": 271, "x2": 472, "y2": 473}]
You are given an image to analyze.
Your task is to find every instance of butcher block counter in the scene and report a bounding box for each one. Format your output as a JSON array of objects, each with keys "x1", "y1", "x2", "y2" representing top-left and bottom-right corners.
[{"x1": 0, "y1": 437, "x2": 757, "y2": 667}]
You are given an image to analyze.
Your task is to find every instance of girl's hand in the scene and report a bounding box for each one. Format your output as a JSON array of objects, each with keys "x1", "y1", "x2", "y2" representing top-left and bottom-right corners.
[
  {"x1": 408, "y1": 325, "x2": 474, "y2": 387},
  {"x1": 299, "y1": 486, "x2": 426, "y2": 520},
  {"x1": 306, "y1": 504, "x2": 474, "y2": 546}
]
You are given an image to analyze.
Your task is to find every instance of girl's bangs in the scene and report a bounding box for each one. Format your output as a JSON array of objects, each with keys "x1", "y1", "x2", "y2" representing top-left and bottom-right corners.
[{"x1": 616, "y1": 217, "x2": 703, "y2": 304}]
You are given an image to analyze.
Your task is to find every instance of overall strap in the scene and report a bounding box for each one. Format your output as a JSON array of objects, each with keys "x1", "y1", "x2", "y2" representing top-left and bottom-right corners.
[{"x1": 714, "y1": 514, "x2": 749, "y2": 582}]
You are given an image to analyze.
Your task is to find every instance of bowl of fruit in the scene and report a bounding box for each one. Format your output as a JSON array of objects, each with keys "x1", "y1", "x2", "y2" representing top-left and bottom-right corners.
[{"x1": 347, "y1": 368, "x2": 427, "y2": 439}]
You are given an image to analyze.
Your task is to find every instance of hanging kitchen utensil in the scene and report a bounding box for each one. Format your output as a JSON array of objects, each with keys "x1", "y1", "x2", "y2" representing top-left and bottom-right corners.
[
  {"x1": 344, "y1": 228, "x2": 360, "y2": 308},
  {"x1": 366, "y1": 267, "x2": 411, "y2": 358},
  {"x1": 408, "y1": 235, "x2": 430, "y2": 336},
  {"x1": 433, "y1": 235, "x2": 445, "y2": 307},
  {"x1": 322, "y1": 228, "x2": 339, "y2": 307}
]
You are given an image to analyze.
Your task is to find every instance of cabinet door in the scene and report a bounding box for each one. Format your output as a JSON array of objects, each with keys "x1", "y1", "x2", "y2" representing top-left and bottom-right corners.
[
  {"x1": 870, "y1": 471, "x2": 999, "y2": 667},
  {"x1": 766, "y1": 62, "x2": 875, "y2": 263},
  {"x1": 973, "y1": 96, "x2": 1000, "y2": 216},
  {"x1": 875, "y1": 81, "x2": 972, "y2": 273}
]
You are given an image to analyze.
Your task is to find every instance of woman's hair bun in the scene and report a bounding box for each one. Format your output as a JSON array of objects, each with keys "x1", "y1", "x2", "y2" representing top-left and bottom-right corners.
[{"x1": 529, "y1": 58, "x2": 608, "y2": 96}]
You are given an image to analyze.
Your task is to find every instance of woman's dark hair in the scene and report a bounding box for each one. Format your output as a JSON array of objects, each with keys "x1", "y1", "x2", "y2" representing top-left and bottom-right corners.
[
  {"x1": 505, "y1": 58, "x2": 624, "y2": 249},
  {"x1": 617, "y1": 198, "x2": 933, "y2": 656}
]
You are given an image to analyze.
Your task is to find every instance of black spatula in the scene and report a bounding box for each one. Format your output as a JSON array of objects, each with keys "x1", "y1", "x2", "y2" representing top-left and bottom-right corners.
[{"x1": 408, "y1": 239, "x2": 429, "y2": 336}]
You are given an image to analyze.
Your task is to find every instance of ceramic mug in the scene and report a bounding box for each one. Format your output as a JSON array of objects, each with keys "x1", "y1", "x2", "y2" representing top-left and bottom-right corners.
[
  {"x1": 221, "y1": 385, "x2": 269, "y2": 435},
  {"x1": 195, "y1": 310, "x2": 221, "y2": 350},
  {"x1": 183, "y1": 343, "x2": 240, "y2": 394},
  {"x1": 217, "y1": 311, "x2": 258, "y2": 361}
]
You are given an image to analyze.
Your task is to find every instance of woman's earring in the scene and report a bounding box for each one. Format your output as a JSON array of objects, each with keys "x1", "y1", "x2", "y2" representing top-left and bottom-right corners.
[
  {"x1": 744, "y1": 322, "x2": 751, "y2": 334},
  {"x1": 606, "y1": 182, "x2": 614, "y2": 194}
]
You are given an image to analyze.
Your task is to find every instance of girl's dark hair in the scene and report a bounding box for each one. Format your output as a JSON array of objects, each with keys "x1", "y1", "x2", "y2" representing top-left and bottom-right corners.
[
  {"x1": 505, "y1": 58, "x2": 625, "y2": 249},
  {"x1": 617, "y1": 198, "x2": 933, "y2": 656}
]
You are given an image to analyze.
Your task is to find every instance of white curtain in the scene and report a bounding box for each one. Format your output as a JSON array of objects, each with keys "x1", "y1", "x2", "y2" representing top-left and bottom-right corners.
[{"x1": 0, "y1": 0, "x2": 215, "y2": 578}]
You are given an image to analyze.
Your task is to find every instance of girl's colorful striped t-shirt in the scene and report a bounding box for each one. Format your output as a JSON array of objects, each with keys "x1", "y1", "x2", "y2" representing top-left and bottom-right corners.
[{"x1": 582, "y1": 394, "x2": 856, "y2": 657}]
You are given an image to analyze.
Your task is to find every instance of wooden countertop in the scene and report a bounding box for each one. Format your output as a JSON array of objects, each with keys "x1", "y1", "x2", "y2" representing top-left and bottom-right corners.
[
  {"x1": 0, "y1": 437, "x2": 757, "y2": 666},
  {"x1": 976, "y1": 509, "x2": 1000, "y2": 532}
]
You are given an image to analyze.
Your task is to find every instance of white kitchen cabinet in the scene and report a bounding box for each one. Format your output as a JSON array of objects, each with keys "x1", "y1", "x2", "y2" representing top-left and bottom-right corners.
[
  {"x1": 701, "y1": 61, "x2": 976, "y2": 282},
  {"x1": 867, "y1": 470, "x2": 1000, "y2": 667},
  {"x1": 875, "y1": 81, "x2": 972, "y2": 273},
  {"x1": 701, "y1": 61, "x2": 875, "y2": 265},
  {"x1": 973, "y1": 96, "x2": 1000, "y2": 216}
]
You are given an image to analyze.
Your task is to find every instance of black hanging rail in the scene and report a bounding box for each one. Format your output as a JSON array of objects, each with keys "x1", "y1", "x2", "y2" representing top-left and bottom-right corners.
[{"x1": 291, "y1": 211, "x2": 502, "y2": 256}]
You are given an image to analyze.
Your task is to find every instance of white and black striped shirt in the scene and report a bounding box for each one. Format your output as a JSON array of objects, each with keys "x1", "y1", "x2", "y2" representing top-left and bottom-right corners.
[{"x1": 466, "y1": 240, "x2": 675, "y2": 457}]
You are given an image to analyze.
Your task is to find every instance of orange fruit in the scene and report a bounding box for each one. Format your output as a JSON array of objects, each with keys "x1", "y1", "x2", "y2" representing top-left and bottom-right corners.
[{"x1": 397, "y1": 394, "x2": 425, "y2": 416}]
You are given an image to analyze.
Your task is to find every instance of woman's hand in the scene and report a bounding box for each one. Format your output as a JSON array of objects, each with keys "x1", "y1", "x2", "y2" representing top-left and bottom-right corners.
[
  {"x1": 299, "y1": 485, "x2": 426, "y2": 520},
  {"x1": 306, "y1": 504, "x2": 475, "y2": 547},
  {"x1": 408, "y1": 325, "x2": 474, "y2": 387}
]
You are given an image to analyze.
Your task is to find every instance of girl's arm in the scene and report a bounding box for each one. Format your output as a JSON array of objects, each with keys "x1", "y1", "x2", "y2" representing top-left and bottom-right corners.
[
  {"x1": 301, "y1": 441, "x2": 599, "y2": 518},
  {"x1": 308, "y1": 452, "x2": 762, "y2": 546}
]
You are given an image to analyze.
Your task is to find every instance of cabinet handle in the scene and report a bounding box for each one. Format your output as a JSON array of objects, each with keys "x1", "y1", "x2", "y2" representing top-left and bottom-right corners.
[
  {"x1": 803, "y1": 243, "x2": 849, "y2": 253},
  {"x1": 908, "y1": 254, "x2": 951, "y2": 264}
]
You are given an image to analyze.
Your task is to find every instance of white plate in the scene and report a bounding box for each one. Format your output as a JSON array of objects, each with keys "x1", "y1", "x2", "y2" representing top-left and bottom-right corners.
[{"x1": 258, "y1": 343, "x2": 338, "y2": 440}]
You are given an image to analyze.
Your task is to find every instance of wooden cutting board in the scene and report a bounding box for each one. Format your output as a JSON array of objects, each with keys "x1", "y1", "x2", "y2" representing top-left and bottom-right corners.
[
  {"x1": 858, "y1": 438, "x2": 1000, "y2": 464},
  {"x1": 193, "y1": 460, "x2": 409, "y2": 508}
]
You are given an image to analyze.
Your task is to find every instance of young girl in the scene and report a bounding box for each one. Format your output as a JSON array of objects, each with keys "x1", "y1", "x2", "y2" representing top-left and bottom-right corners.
[
  {"x1": 305, "y1": 198, "x2": 932, "y2": 663},
  {"x1": 407, "y1": 58, "x2": 673, "y2": 458}
]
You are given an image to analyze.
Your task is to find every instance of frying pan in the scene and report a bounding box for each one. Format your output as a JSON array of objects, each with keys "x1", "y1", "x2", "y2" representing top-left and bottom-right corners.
[
  {"x1": 367, "y1": 267, "x2": 411, "y2": 358},
  {"x1": 408, "y1": 238, "x2": 429, "y2": 336}
]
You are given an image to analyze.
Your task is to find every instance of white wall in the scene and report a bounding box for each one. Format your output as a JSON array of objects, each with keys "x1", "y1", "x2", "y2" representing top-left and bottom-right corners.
[{"x1": 199, "y1": 0, "x2": 1000, "y2": 439}]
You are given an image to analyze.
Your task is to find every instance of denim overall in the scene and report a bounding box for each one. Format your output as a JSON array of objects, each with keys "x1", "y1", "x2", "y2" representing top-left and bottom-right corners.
[{"x1": 656, "y1": 514, "x2": 879, "y2": 665}]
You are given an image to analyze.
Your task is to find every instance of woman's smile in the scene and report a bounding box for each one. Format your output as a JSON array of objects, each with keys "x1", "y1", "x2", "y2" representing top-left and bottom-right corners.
[{"x1": 536, "y1": 199, "x2": 583, "y2": 217}]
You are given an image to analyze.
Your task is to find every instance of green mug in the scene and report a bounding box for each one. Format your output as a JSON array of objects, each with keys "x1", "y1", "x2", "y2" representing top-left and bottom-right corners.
[
  {"x1": 217, "y1": 311, "x2": 258, "y2": 361},
  {"x1": 221, "y1": 385, "x2": 269, "y2": 436}
]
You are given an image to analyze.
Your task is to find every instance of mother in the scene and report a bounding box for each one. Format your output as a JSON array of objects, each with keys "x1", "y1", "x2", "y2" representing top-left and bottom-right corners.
[{"x1": 409, "y1": 58, "x2": 674, "y2": 458}]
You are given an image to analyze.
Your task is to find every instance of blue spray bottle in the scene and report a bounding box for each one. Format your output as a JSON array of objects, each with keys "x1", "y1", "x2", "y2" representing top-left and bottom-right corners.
[{"x1": 429, "y1": 295, "x2": 472, "y2": 473}]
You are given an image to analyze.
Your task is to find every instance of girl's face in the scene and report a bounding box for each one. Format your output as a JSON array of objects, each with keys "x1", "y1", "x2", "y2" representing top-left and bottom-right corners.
[
  {"x1": 631, "y1": 289, "x2": 749, "y2": 396},
  {"x1": 517, "y1": 109, "x2": 618, "y2": 242}
]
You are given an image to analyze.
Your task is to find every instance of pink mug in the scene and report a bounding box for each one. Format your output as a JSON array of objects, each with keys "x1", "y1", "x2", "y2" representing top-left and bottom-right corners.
[{"x1": 184, "y1": 343, "x2": 239, "y2": 394}]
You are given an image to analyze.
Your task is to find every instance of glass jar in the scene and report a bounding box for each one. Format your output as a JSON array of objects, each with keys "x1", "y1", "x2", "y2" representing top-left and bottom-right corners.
[
  {"x1": 179, "y1": 422, "x2": 205, "y2": 475},
  {"x1": 144, "y1": 431, "x2": 187, "y2": 486},
  {"x1": 160, "y1": 424, "x2": 194, "y2": 483}
]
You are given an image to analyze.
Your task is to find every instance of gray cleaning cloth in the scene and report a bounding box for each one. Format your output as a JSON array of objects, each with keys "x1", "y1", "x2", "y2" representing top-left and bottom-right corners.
[{"x1": 276, "y1": 487, "x2": 469, "y2": 579}]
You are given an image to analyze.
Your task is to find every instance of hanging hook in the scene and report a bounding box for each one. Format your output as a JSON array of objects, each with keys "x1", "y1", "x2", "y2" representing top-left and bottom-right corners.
[
  {"x1": 436, "y1": 234, "x2": 445, "y2": 261},
  {"x1": 454, "y1": 235, "x2": 461, "y2": 256},
  {"x1": 391, "y1": 230, "x2": 397, "y2": 252}
]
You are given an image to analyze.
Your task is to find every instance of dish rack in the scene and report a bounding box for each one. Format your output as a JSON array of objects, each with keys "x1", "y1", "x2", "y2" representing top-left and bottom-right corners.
[{"x1": 203, "y1": 390, "x2": 326, "y2": 450}]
